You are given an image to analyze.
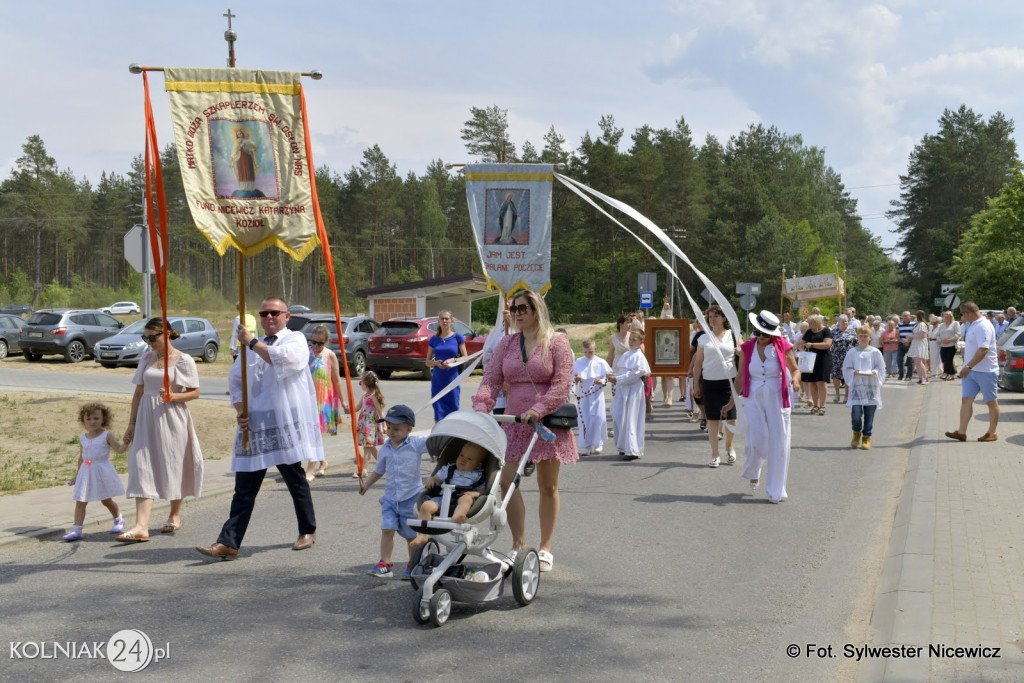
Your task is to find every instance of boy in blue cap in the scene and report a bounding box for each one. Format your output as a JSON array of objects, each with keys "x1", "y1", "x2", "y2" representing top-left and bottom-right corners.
[{"x1": 358, "y1": 404, "x2": 427, "y2": 579}]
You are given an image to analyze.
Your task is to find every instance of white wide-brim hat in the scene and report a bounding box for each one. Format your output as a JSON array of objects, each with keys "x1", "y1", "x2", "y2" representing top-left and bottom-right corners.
[{"x1": 749, "y1": 310, "x2": 783, "y2": 337}]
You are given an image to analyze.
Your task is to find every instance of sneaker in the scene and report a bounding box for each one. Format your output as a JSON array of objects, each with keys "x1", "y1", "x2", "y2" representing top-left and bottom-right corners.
[
  {"x1": 699, "y1": 419, "x2": 708, "y2": 431},
  {"x1": 708, "y1": 457, "x2": 720, "y2": 468},
  {"x1": 109, "y1": 517, "x2": 125, "y2": 534},
  {"x1": 368, "y1": 561, "x2": 393, "y2": 578},
  {"x1": 62, "y1": 529, "x2": 83, "y2": 542},
  {"x1": 401, "y1": 563, "x2": 412, "y2": 581},
  {"x1": 726, "y1": 449, "x2": 736, "y2": 464}
]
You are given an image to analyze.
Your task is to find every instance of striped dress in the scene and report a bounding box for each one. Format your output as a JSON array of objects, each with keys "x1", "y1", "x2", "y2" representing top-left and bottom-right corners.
[{"x1": 309, "y1": 348, "x2": 340, "y2": 435}]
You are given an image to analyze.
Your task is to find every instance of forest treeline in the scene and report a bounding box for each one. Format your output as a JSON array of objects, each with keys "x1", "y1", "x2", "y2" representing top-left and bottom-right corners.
[{"x1": 0, "y1": 104, "x2": 1018, "y2": 322}]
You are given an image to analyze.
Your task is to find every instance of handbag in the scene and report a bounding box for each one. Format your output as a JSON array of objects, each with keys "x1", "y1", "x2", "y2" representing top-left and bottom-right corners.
[
  {"x1": 796, "y1": 351, "x2": 817, "y2": 374},
  {"x1": 519, "y1": 333, "x2": 578, "y2": 430}
]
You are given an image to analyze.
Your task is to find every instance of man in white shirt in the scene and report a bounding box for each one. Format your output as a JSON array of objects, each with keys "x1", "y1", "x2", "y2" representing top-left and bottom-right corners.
[{"x1": 945, "y1": 301, "x2": 999, "y2": 443}]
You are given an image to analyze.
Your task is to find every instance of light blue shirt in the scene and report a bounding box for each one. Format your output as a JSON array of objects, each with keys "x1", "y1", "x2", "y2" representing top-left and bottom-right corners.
[{"x1": 373, "y1": 434, "x2": 428, "y2": 502}]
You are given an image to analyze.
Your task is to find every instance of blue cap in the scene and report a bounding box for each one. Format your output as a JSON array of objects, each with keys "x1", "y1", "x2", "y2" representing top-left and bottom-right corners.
[{"x1": 378, "y1": 404, "x2": 415, "y2": 427}]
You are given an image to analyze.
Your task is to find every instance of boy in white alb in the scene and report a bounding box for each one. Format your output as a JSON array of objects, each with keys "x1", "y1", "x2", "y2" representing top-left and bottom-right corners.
[{"x1": 572, "y1": 339, "x2": 612, "y2": 456}]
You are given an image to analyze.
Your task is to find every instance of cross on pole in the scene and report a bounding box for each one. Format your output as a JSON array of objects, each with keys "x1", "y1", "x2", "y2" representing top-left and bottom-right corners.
[{"x1": 223, "y1": 8, "x2": 237, "y2": 68}]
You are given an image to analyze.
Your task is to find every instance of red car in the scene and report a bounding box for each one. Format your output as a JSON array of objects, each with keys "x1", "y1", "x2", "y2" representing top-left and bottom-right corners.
[{"x1": 367, "y1": 316, "x2": 485, "y2": 380}]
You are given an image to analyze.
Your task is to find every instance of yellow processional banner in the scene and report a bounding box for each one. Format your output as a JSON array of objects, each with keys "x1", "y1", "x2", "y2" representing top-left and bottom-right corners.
[{"x1": 164, "y1": 67, "x2": 319, "y2": 259}]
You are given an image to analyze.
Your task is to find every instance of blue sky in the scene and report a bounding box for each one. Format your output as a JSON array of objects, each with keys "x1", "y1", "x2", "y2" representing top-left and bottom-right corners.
[{"x1": 3, "y1": 1, "x2": 1023, "y2": 254}]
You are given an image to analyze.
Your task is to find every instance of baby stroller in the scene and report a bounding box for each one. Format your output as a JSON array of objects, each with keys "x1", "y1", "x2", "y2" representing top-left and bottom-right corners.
[{"x1": 407, "y1": 411, "x2": 550, "y2": 627}]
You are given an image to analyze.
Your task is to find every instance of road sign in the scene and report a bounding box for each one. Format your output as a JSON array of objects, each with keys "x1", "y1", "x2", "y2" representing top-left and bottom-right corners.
[
  {"x1": 944, "y1": 294, "x2": 961, "y2": 310},
  {"x1": 640, "y1": 292, "x2": 653, "y2": 309},
  {"x1": 638, "y1": 272, "x2": 657, "y2": 293},
  {"x1": 739, "y1": 294, "x2": 757, "y2": 311},
  {"x1": 941, "y1": 284, "x2": 963, "y2": 295},
  {"x1": 736, "y1": 282, "x2": 761, "y2": 295},
  {"x1": 124, "y1": 224, "x2": 153, "y2": 274},
  {"x1": 934, "y1": 298, "x2": 945, "y2": 306}
]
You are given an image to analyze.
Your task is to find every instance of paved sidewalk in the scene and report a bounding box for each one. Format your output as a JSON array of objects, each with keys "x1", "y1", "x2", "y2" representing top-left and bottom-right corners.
[{"x1": 862, "y1": 377, "x2": 1024, "y2": 681}]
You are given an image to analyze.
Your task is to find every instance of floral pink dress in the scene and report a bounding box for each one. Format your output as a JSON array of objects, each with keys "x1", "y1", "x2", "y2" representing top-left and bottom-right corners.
[{"x1": 473, "y1": 333, "x2": 577, "y2": 464}]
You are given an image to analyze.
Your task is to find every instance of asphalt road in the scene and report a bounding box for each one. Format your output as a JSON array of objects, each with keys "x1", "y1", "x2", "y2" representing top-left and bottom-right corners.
[{"x1": 0, "y1": 372, "x2": 921, "y2": 681}]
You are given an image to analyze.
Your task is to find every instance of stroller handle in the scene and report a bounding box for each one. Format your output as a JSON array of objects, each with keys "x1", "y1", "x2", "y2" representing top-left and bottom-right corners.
[{"x1": 491, "y1": 413, "x2": 556, "y2": 443}]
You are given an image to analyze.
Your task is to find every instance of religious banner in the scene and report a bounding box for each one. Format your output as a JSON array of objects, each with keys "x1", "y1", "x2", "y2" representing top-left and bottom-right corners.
[
  {"x1": 782, "y1": 273, "x2": 845, "y2": 301},
  {"x1": 465, "y1": 163, "x2": 554, "y2": 296},
  {"x1": 164, "y1": 67, "x2": 319, "y2": 260}
]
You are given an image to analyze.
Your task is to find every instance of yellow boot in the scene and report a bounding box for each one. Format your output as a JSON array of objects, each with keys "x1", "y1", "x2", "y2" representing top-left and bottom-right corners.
[
  {"x1": 861, "y1": 435, "x2": 871, "y2": 450},
  {"x1": 851, "y1": 431, "x2": 861, "y2": 448}
]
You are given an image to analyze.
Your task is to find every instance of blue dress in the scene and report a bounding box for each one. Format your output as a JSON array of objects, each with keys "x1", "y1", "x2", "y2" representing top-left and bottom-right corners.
[{"x1": 429, "y1": 332, "x2": 464, "y2": 422}]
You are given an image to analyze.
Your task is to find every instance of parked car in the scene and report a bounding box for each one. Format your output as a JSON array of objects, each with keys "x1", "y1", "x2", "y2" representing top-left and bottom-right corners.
[
  {"x1": 100, "y1": 301, "x2": 141, "y2": 316},
  {"x1": 288, "y1": 304, "x2": 312, "y2": 314},
  {"x1": 0, "y1": 314, "x2": 27, "y2": 359},
  {"x1": 367, "y1": 316, "x2": 485, "y2": 380},
  {"x1": 93, "y1": 317, "x2": 220, "y2": 367},
  {"x1": 299, "y1": 315, "x2": 379, "y2": 377},
  {"x1": 0, "y1": 304, "x2": 33, "y2": 317},
  {"x1": 19, "y1": 309, "x2": 125, "y2": 363},
  {"x1": 995, "y1": 322, "x2": 1024, "y2": 369},
  {"x1": 998, "y1": 346, "x2": 1024, "y2": 392}
]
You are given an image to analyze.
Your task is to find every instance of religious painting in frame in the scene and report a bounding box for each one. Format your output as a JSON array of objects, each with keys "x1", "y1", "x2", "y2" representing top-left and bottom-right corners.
[{"x1": 643, "y1": 318, "x2": 690, "y2": 377}]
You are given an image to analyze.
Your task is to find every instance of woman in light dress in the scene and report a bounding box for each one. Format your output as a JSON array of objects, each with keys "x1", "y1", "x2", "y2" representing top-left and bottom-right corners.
[
  {"x1": 908, "y1": 310, "x2": 930, "y2": 384},
  {"x1": 117, "y1": 318, "x2": 204, "y2": 542}
]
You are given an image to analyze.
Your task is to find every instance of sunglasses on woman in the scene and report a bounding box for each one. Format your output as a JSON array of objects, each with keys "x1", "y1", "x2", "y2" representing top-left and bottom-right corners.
[
  {"x1": 509, "y1": 303, "x2": 533, "y2": 315},
  {"x1": 309, "y1": 340, "x2": 326, "y2": 348},
  {"x1": 141, "y1": 333, "x2": 161, "y2": 342}
]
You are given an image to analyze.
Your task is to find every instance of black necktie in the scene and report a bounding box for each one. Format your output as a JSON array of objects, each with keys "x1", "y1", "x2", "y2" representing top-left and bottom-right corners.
[{"x1": 264, "y1": 335, "x2": 277, "y2": 345}]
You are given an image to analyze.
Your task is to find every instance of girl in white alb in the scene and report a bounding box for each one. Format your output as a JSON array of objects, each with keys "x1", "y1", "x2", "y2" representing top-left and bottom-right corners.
[
  {"x1": 608, "y1": 329, "x2": 651, "y2": 460},
  {"x1": 64, "y1": 403, "x2": 128, "y2": 542}
]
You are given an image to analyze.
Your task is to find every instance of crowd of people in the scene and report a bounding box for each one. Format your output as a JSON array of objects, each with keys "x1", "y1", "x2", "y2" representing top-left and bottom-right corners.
[{"x1": 60, "y1": 294, "x2": 1010, "y2": 574}]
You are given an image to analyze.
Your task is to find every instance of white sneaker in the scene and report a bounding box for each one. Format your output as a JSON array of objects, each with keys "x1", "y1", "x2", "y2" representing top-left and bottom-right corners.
[
  {"x1": 726, "y1": 449, "x2": 737, "y2": 464},
  {"x1": 708, "y1": 457, "x2": 720, "y2": 468}
]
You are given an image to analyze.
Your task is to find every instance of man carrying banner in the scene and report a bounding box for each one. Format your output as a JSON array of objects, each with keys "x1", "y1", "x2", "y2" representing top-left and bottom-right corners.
[{"x1": 197, "y1": 296, "x2": 322, "y2": 559}]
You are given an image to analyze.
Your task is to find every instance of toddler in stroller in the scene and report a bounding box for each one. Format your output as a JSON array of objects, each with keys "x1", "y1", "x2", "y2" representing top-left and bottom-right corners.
[{"x1": 406, "y1": 410, "x2": 544, "y2": 627}]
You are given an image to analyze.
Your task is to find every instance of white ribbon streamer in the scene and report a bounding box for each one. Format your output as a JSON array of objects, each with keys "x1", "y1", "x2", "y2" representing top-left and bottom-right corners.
[{"x1": 554, "y1": 173, "x2": 744, "y2": 434}]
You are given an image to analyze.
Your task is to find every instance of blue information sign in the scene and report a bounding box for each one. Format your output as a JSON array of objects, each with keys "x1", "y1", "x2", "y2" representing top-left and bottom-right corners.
[{"x1": 640, "y1": 292, "x2": 653, "y2": 309}]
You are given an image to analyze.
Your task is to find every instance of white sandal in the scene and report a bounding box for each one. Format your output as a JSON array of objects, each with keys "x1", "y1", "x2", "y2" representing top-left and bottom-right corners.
[{"x1": 538, "y1": 550, "x2": 554, "y2": 572}]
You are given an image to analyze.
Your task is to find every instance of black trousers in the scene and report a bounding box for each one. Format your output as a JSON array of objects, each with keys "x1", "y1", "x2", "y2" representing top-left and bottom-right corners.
[
  {"x1": 216, "y1": 462, "x2": 316, "y2": 549},
  {"x1": 940, "y1": 346, "x2": 957, "y2": 375},
  {"x1": 897, "y1": 343, "x2": 914, "y2": 380}
]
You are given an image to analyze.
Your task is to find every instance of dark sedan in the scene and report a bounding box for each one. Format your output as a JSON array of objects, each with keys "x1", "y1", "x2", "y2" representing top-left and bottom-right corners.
[
  {"x1": 299, "y1": 315, "x2": 379, "y2": 377},
  {"x1": 0, "y1": 314, "x2": 26, "y2": 359}
]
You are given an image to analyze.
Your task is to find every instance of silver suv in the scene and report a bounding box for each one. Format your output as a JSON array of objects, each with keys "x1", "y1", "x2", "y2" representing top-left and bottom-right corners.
[{"x1": 20, "y1": 309, "x2": 125, "y2": 363}]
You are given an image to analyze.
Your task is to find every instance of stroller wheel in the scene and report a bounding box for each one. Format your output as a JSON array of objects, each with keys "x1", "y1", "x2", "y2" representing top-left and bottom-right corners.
[
  {"x1": 512, "y1": 547, "x2": 540, "y2": 606},
  {"x1": 412, "y1": 586, "x2": 430, "y2": 624},
  {"x1": 429, "y1": 588, "x2": 452, "y2": 627}
]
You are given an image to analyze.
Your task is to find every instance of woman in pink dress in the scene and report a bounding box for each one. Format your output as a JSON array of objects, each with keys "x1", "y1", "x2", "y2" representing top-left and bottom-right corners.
[{"x1": 473, "y1": 289, "x2": 576, "y2": 573}]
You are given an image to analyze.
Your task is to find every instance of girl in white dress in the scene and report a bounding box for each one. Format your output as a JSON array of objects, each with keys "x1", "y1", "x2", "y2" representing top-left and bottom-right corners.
[
  {"x1": 908, "y1": 310, "x2": 930, "y2": 384},
  {"x1": 572, "y1": 339, "x2": 612, "y2": 456},
  {"x1": 608, "y1": 329, "x2": 651, "y2": 460},
  {"x1": 63, "y1": 403, "x2": 127, "y2": 541}
]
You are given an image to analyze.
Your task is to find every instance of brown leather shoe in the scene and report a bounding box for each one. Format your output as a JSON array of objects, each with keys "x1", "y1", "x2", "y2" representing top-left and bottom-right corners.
[
  {"x1": 978, "y1": 433, "x2": 999, "y2": 442},
  {"x1": 293, "y1": 533, "x2": 316, "y2": 551},
  {"x1": 944, "y1": 430, "x2": 967, "y2": 442},
  {"x1": 196, "y1": 543, "x2": 238, "y2": 560}
]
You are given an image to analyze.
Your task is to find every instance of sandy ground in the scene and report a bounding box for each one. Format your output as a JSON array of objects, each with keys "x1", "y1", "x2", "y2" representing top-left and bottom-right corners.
[{"x1": 0, "y1": 392, "x2": 236, "y2": 494}]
